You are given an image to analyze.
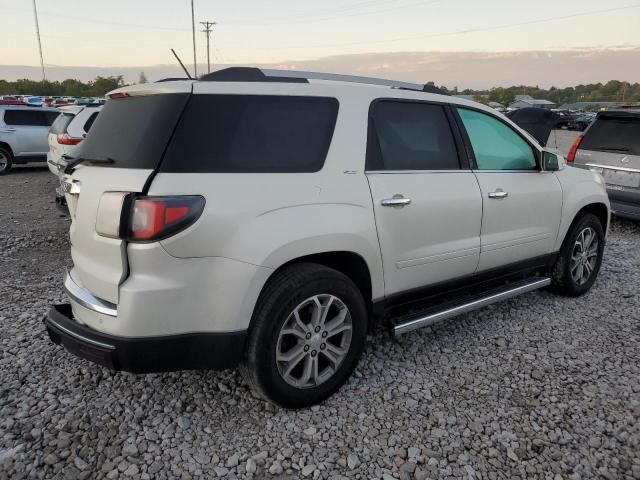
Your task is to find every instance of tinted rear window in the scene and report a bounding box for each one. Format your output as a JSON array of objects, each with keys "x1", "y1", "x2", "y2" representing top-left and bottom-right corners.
[
  {"x1": 50, "y1": 113, "x2": 74, "y2": 134},
  {"x1": 161, "y1": 95, "x2": 339, "y2": 173},
  {"x1": 581, "y1": 115, "x2": 640, "y2": 156},
  {"x1": 79, "y1": 94, "x2": 189, "y2": 169},
  {"x1": 4, "y1": 109, "x2": 57, "y2": 126}
]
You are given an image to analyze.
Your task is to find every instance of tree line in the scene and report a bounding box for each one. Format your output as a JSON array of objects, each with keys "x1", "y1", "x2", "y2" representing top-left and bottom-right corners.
[
  {"x1": 1, "y1": 76, "x2": 638, "y2": 106},
  {"x1": 445, "y1": 80, "x2": 640, "y2": 107},
  {"x1": 0, "y1": 75, "x2": 133, "y2": 97}
]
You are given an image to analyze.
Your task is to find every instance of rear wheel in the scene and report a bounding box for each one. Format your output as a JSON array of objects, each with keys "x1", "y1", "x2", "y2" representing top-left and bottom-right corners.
[
  {"x1": 0, "y1": 146, "x2": 13, "y2": 175},
  {"x1": 240, "y1": 263, "x2": 367, "y2": 408},
  {"x1": 549, "y1": 213, "x2": 604, "y2": 296}
]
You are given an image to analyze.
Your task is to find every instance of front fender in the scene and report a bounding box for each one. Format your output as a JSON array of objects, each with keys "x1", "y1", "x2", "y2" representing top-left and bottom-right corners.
[{"x1": 554, "y1": 168, "x2": 610, "y2": 251}]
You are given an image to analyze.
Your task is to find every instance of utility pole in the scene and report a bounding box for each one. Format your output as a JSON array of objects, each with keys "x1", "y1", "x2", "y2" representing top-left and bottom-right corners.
[
  {"x1": 32, "y1": 0, "x2": 45, "y2": 80},
  {"x1": 190, "y1": 0, "x2": 197, "y2": 78},
  {"x1": 200, "y1": 21, "x2": 216, "y2": 73}
]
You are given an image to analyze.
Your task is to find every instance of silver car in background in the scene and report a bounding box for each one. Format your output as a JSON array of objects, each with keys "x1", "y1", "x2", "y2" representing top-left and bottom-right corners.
[
  {"x1": 0, "y1": 105, "x2": 59, "y2": 175},
  {"x1": 568, "y1": 109, "x2": 640, "y2": 221}
]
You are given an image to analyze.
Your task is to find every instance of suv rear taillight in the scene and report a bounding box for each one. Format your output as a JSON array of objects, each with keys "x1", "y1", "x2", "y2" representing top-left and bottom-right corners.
[
  {"x1": 57, "y1": 133, "x2": 83, "y2": 145},
  {"x1": 566, "y1": 135, "x2": 583, "y2": 163},
  {"x1": 128, "y1": 196, "x2": 205, "y2": 242}
]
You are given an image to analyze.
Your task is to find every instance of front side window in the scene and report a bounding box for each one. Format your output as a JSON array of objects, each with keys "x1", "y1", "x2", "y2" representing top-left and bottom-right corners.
[
  {"x1": 457, "y1": 108, "x2": 537, "y2": 171},
  {"x1": 367, "y1": 101, "x2": 459, "y2": 170}
]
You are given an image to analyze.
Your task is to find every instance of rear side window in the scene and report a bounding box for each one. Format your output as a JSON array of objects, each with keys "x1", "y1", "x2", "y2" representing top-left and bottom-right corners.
[
  {"x1": 3, "y1": 110, "x2": 56, "y2": 127},
  {"x1": 367, "y1": 101, "x2": 459, "y2": 170},
  {"x1": 581, "y1": 115, "x2": 640, "y2": 156},
  {"x1": 161, "y1": 95, "x2": 339, "y2": 173},
  {"x1": 457, "y1": 108, "x2": 537, "y2": 171},
  {"x1": 83, "y1": 112, "x2": 99, "y2": 133},
  {"x1": 50, "y1": 113, "x2": 74, "y2": 134},
  {"x1": 79, "y1": 94, "x2": 190, "y2": 169}
]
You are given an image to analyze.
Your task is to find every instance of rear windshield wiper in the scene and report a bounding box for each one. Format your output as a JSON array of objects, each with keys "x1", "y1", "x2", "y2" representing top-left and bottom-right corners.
[{"x1": 64, "y1": 156, "x2": 115, "y2": 174}]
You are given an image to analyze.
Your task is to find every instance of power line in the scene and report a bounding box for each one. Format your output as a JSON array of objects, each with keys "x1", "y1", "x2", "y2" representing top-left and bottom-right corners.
[
  {"x1": 239, "y1": 4, "x2": 640, "y2": 50},
  {"x1": 31, "y1": 0, "x2": 45, "y2": 80},
  {"x1": 201, "y1": 21, "x2": 216, "y2": 73}
]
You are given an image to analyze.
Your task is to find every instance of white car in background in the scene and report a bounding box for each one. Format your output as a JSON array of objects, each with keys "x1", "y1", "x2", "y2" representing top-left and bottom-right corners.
[
  {"x1": 47, "y1": 105, "x2": 102, "y2": 173},
  {"x1": 48, "y1": 104, "x2": 102, "y2": 204}
]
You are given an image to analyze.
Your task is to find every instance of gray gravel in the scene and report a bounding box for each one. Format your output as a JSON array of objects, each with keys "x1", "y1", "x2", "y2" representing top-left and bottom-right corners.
[{"x1": 1, "y1": 167, "x2": 640, "y2": 479}]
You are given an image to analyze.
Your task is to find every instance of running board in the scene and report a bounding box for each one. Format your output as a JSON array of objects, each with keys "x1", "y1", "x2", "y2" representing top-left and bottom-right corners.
[{"x1": 392, "y1": 277, "x2": 551, "y2": 336}]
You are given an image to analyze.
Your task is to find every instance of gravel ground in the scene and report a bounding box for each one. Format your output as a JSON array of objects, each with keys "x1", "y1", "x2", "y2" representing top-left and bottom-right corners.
[{"x1": 1, "y1": 167, "x2": 639, "y2": 480}]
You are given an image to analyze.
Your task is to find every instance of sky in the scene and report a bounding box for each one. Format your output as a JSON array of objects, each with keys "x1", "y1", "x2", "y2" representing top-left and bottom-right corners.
[{"x1": 1, "y1": 0, "x2": 639, "y2": 86}]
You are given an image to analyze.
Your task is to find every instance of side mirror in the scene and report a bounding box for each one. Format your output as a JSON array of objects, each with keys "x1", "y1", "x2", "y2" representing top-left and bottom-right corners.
[{"x1": 542, "y1": 151, "x2": 560, "y2": 171}]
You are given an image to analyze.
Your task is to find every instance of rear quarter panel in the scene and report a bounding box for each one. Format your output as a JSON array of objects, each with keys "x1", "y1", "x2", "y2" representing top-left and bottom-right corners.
[{"x1": 150, "y1": 88, "x2": 385, "y2": 300}]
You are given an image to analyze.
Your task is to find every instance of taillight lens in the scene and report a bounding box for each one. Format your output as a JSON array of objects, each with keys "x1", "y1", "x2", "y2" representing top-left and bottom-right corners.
[
  {"x1": 96, "y1": 192, "x2": 128, "y2": 238},
  {"x1": 566, "y1": 135, "x2": 583, "y2": 163},
  {"x1": 128, "y1": 196, "x2": 205, "y2": 242},
  {"x1": 57, "y1": 133, "x2": 83, "y2": 145}
]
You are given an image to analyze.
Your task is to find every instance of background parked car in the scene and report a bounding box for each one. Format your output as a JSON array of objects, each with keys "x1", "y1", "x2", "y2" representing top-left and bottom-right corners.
[
  {"x1": 568, "y1": 109, "x2": 640, "y2": 220},
  {"x1": 47, "y1": 104, "x2": 102, "y2": 200},
  {"x1": 567, "y1": 113, "x2": 596, "y2": 131},
  {"x1": 0, "y1": 105, "x2": 60, "y2": 174}
]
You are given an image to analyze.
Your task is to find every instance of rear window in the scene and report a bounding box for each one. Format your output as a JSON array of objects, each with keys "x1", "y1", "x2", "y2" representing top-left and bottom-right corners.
[
  {"x1": 581, "y1": 115, "x2": 640, "y2": 156},
  {"x1": 78, "y1": 94, "x2": 189, "y2": 169},
  {"x1": 160, "y1": 95, "x2": 339, "y2": 173},
  {"x1": 50, "y1": 113, "x2": 74, "y2": 134}
]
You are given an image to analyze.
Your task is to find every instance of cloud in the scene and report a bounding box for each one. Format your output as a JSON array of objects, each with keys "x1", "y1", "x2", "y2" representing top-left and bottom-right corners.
[{"x1": 1, "y1": 47, "x2": 638, "y2": 89}]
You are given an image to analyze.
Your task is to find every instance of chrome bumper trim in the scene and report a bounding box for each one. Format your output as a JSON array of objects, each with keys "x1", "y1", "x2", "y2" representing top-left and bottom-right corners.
[{"x1": 64, "y1": 271, "x2": 118, "y2": 317}]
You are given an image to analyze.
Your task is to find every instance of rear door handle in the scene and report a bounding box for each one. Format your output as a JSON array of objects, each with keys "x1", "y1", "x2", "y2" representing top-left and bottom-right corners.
[
  {"x1": 381, "y1": 195, "x2": 411, "y2": 207},
  {"x1": 488, "y1": 189, "x2": 508, "y2": 199}
]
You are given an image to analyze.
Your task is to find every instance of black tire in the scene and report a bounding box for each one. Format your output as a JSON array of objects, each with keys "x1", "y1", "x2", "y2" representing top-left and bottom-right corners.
[
  {"x1": 0, "y1": 146, "x2": 13, "y2": 175},
  {"x1": 549, "y1": 213, "x2": 605, "y2": 296},
  {"x1": 240, "y1": 263, "x2": 367, "y2": 408}
]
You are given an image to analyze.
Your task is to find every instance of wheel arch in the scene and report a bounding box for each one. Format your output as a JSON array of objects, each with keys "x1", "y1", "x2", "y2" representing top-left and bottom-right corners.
[
  {"x1": 559, "y1": 202, "x2": 609, "y2": 251},
  {"x1": 248, "y1": 250, "x2": 377, "y2": 336},
  {"x1": 0, "y1": 141, "x2": 14, "y2": 158}
]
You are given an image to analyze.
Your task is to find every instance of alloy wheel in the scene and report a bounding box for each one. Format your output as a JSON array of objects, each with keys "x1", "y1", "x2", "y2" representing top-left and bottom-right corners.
[
  {"x1": 276, "y1": 294, "x2": 353, "y2": 389},
  {"x1": 570, "y1": 227, "x2": 599, "y2": 285}
]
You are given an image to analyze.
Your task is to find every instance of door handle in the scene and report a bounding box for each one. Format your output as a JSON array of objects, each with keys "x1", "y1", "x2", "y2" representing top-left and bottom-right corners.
[
  {"x1": 1, "y1": 128, "x2": 16, "y2": 133},
  {"x1": 488, "y1": 189, "x2": 508, "y2": 199},
  {"x1": 381, "y1": 195, "x2": 411, "y2": 207}
]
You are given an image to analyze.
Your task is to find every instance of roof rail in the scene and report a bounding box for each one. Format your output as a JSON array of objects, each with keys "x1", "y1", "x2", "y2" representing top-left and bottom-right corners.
[
  {"x1": 156, "y1": 77, "x2": 191, "y2": 83},
  {"x1": 199, "y1": 67, "x2": 448, "y2": 95}
]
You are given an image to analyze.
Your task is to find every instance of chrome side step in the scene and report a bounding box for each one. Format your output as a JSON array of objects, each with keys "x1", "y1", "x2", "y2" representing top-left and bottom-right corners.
[{"x1": 392, "y1": 277, "x2": 551, "y2": 336}]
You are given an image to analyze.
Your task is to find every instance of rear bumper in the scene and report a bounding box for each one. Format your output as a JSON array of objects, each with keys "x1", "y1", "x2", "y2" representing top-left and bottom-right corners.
[{"x1": 44, "y1": 304, "x2": 246, "y2": 373}]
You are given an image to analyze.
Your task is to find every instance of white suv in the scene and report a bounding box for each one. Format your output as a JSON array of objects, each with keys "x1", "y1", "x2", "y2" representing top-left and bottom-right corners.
[
  {"x1": 47, "y1": 104, "x2": 102, "y2": 176},
  {"x1": 45, "y1": 68, "x2": 610, "y2": 407},
  {"x1": 47, "y1": 104, "x2": 102, "y2": 203}
]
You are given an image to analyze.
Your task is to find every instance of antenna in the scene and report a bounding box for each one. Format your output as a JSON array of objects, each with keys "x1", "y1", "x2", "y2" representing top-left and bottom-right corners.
[{"x1": 171, "y1": 49, "x2": 193, "y2": 79}]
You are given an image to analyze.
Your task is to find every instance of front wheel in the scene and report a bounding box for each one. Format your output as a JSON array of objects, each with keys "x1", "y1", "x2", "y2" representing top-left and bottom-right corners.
[
  {"x1": 549, "y1": 213, "x2": 605, "y2": 296},
  {"x1": 240, "y1": 263, "x2": 367, "y2": 408}
]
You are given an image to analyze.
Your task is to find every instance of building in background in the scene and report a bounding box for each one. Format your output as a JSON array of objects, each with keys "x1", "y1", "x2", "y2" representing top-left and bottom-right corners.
[{"x1": 509, "y1": 94, "x2": 555, "y2": 110}]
